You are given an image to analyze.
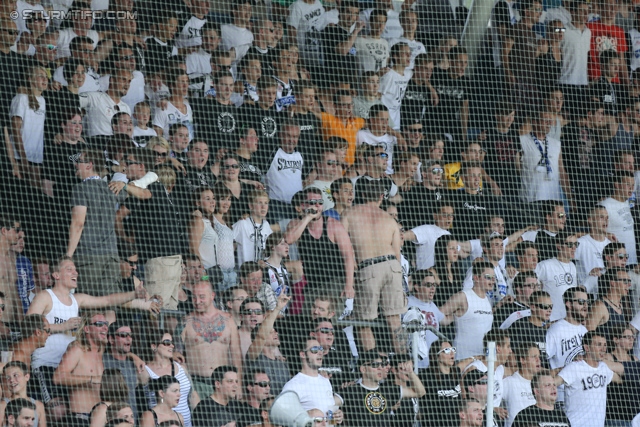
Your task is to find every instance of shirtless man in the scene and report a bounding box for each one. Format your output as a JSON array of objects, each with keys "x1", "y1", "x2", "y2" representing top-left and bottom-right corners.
[
  {"x1": 52, "y1": 311, "x2": 108, "y2": 426},
  {"x1": 340, "y1": 179, "x2": 406, "y2": 354},
  {"x1": 174, "y1": 280, "x2": 242, "y2": 400},
  {"x1": 11, "y1": 315, "x2": 50, "y2": 371},
  {"x1": 0, "y1": 218, "x2": 20, "y2": 326}
]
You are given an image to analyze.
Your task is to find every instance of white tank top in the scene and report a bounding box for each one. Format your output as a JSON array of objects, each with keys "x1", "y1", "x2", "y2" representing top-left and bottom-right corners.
[
  {"x1": 454, "y1": 289, "x2": 493, "y2": 360},
  {"x1": 32, "y1": 289, "x2": 79, "y2": 369},
  {"x1": 199, "y1": 218, "x2": 219, "y2": 269}
]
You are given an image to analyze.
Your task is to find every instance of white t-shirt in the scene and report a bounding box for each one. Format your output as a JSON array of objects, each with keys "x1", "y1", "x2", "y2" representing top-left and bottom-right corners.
[
  {"x1": 133, "y1": 127, "x2": 157, "y2": 147},
  {"x1": 546, "y1": 319, "x2": 588, "y2": 369},
  {"x1": 56, "y1": 28, "x2": 99, "y2": 59},
  {"x1": 233, "y1": 217, "x2": 273, "y2": 266},
  {"x1": 559, "y1": 360, "x2": 613, "y2": 427},
  {"x1": 15, "y1": 1, "x2": 49, "y2": 34},
  {"x1": 176, "y1": 16, "x2": 207, "y2": 49},
  {"x1": 411, "y1": 224, "x2": 450, "y2": 270},
  {"x1": 360, "y1": 8, "x2": 403, "y2": 40},
  {"x1": 388, "y1": 37, "x2": 427, "y2": 70},
  {"x1": 536, "y1": 258, "x2": 577, "y2": 321},
  {"x1": 221, "y1": 24, "x2": 254, "y2": 64},
  {"x1": 502, "y1": 371, "x2": 536, "y2": 427},
  {"x1": 379, "y1": 68, "x2": 412, "y2": 130},
  {"x1": 630, "y1": 29, "x2": 640, "y2": 72},
  {"x1": 465, "y1": 359, "x2": 504, "y2": 407},
  {"x1": 575, "y1": 235, "x2": 611, "y2": 295},
  {"x1": 559, "y1": 22, "x2": 591, "y2": 86},
  {"x1": 152, "y1": 101, "x2": 195, "y2": 142},
  {"x1": 281, "y1": 373, "x2": 341, "y2": 413},
  {"x1": 404, "y1": 296, "x2": 445, "y2": 369},
  {"x1": 79, "y1": 91, "x2": 132, "y2": 137},
  {"x1": 599, "y1": 197, "x2": 637, "y2": 264},
  {"x1": 519, "y1": 133, "x2": 563, "y2": 202},
  {"x1": 287, "y1": 0, "x2": 326, "y2": 61},
  {"x1": 356, "y1": 129, "x2": 397, "y2": 174},
  {"x1": 10, "y1": 94, "x2": 45, "y2": 163},
  {"x1": 53, "y1": 66, "x2": 102, "y2": 93},
  {"x1": 186, "y1": 49, "x2": 212, "y2": 94},
  {"x1": 265, "y1": 148, "x2": 304, "y2": 203},
  {"x1": 99, "y1": 71, "x2": 146, "y2": 112},
  {"x1": 355, "y1": 36, "x2": 390, "y2": 73}
]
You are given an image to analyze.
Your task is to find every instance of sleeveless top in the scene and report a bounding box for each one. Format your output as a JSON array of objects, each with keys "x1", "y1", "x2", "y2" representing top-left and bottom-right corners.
[
  {"x1": 199, "y1": 217, "x2": 219, "y2": 269},
  {"x1": 297, "y1": 219, "x2": 344, "y2": 291},
  {"x1": 4, "y1": 398, "x2": 38, "y2": 426},
  {"x1": 32, "y1": 289, "x2": 79, "y2": 369},
  {"x1": 454, "y1": 289, "x2": 493, "y2": 361},
  {"x1": 597, "y1": 299, "x2": 627, "y2": 341},
  {"x1": 145, "y1": 363, "x2": 193, "y2": 427},
  {"x1": 213, "y1": 216, "x2": 235, "y2": 270}
]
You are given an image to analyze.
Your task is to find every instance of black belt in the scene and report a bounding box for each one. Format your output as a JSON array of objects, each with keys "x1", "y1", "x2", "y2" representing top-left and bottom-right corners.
[{"x1": 358, "y1": 255, "x2": 396, "y2": 270}]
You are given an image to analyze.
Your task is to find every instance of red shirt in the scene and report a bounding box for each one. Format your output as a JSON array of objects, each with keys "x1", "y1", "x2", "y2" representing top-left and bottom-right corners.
[{"x1": 586, "y1": 22, "x2": 627, "y2": 82}]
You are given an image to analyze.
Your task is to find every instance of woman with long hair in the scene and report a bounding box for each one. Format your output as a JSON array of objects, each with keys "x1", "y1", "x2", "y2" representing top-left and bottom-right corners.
[
  {"x1": 419, "y1": 340, "x2": 461, "y2": 427},
  {"x1": 586, "y1": 267, "x2": 632, "y2": 336},
  {"x1": 212, "y1": 183, "x2": 237, "y2": 289},
  {"x1": 90, "y1": 369, "x2": 130, "y2": 427},
  {"x1": 432, "y1": 234, "x2": 464, "y2": 307},
  {"x1": 189, "y1": 186, "x2": 219, "y2": 277},
  {"x1": 140, "y1": 376, "x2": 185, "y2": 427},
  {"x1": 141, "y1": 330, "x2": 198, "y2": 427},
  {"x1": 8, "y1": 66, "x2": 49, "y2": 188},
  {"x1": 219, "y1": 154, "x2": 253, "y2": 224}
]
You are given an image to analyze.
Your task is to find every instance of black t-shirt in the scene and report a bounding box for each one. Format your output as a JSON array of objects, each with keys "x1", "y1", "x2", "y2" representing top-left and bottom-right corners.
[
  {"x1": 450, "y1": 189, "x2": 493, "y2": 241},
  {"x1": 342, "y1": 382, "x2": 402, "y2": 427},
  {"x1": 419, "y1": 367, "x2": 462, "y2": 427},
  {"x1": 402, "y1": 79, "x2": 437, "y2": 131},
  {"x1": 144, "y1": 37, "x2": 177, "y2": 74},
  {"x1": 320, "y1": 25, "x2": 358, "y2": 86},
  {"x1": 399, "y1": 185, "x2": 443, "y2": 229},
  {"x1": 235, "y1": 402, "x2": 262, "y2": 427},
  {"x1": 531, "y1": 230, "x2": 557, "y2": 262},
  {"x1": 431, "y1": 68, "x2": 469, "y2": 137},
  {"x1": 241, "y1": 103, "x2": 281, "y2": 144},
  {"x1": 288, "y1": 111, "x2": 321, "y2": 177},
  {"x1": 237, "y1": 153, "x2": 265, "y2": 182},
  {"x1": 192, "y1": 97, "x2": 239, "y2": 150},
  {"x1": 353, "y1": 175, "x2": 396, "y2": 205},
  {"x1": 589, "y1": 77, "x2": 619, "y2": 116},
  {"x1": 125, "y1": 181, "x2": 185, "y2": 261},
  {"x1": 512, "y1": 405, "x2": 571, "y2": 427},
  {"x1": 43, "y1": 140, "x2": 87, "y2": 208},
  {"x1": 171, "y1": 164, "x2": 217, "y2": 221},
  {"x1": 484, "y1": 127, "x2": 521, "y2": 197},
  {"x1": 43, "y1": 87, "x2": 81, "y2": 144},
  {"x1": 493, "y1": 300, "x2": 530, "y2": 329},
  {"x1": 507, "y1": 318, "x2": 549, "y2": 360},
  {"x1": 192, "y1": 398, "x2": 237, "y2": 427}
]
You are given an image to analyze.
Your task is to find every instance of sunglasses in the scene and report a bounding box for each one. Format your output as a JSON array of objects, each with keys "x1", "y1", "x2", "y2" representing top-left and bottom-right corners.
[
  {"x1": 616, "y1": 279, "x2": 633, "y2": 285},
  {"x1": 253, "y1": 381, "x2": 271, "y2": 387},
  {"x1": 554, "y1": 27, "x2": 566, "y2": 32},
  {"x1": 377, "y1": 153, "x2": 389, "y2": 159},
  {"x1": 326, "y1": 160, "x2": 338, "y2": 166},
  {"x1": 123, "y1": 259, "x2": 137, "y2": 267},
  {"x1": 475, "y1": 379, "x2": 489, "y2": 385},
  {"x1": 126, "y1": 160, "x2": 142, "y2": 166},
  {"x1": 365, "y1": 361, "x2": 388, "y2": 368},
  {"x1": 0, "y1": 305, "x2": 5, "y2": 311},
  {"x1": 316, "y1": 328, "x2": 334, "y2": 335},
  {"x1": 92, "y1": 321, "x2": 109, "y2": 327},
  {"x1": 119, "y1": 55, "x2": 134, "y2": 60},
  {"x1": 160, "y1": 340, "x2": 174, "y2": 346},
  {"x1": 416, "y1": 281, "x2": 436, "y2": 288},
  {"x1": 3, "y1": 30, "x2": 19, "y2": 36},
  {"x1": 243, "y1": 309, "x2": 264, "y2": 315},
  {"x1": 306, "y1": 199, "x2": 324, "y2": 205},
  {"x1": 154, "y1": 151, "x2": 168, "y2": 157},
  {"x1": 11, "y1": 226, "x2": 22, "y2": 233},
  {"x1": 306, "y1": 345, "x2": 324, "y2": 354},
  {"x1": 431, "y1": 168, "x2": 444, "y2": 174},
  {"x1": 41, "y1": 328, "x2": 51, "y2": 334},
  {"x1": 116, "y1": 332, "x2": 133, "y2": 338},
  {"x1": 534, "y1": 303, "x2": 553, "y2": 310},
  {"x1": 572, "y1": 298, "x2": 588, "y2": 305},
  {"x1": 313, "y1": 418, "x2": 328, "y2": 424},
  {"x1": 617, "y1": 254, "x2": 630, "y2": 260},
  {"x1": 437, "y1": 347, "x2": 457, "y2": 355},
  {"x1": 41, "y1": 44, "x2": 57, "y2": 51},
  {"x1": 223, "y1": 164, "x2": 240, "y2": 169},
  {"x1": 564, "y1": 242, "x2": 580, "y2": 248},
  {"x1": 483, "y1": 274, "x2": 496, "y2": 281}
]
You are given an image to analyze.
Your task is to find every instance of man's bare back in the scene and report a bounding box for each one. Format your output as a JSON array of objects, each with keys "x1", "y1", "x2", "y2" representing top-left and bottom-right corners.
[
  {"x1": 0, "y1": 251, "x2": 20, "y2": 324},
  {"x1": 181, "y1": 310, "x2": 239, "y2": 377},
  {"x1": 342, "y1": 204, "x2": 400, "y2": 263}
]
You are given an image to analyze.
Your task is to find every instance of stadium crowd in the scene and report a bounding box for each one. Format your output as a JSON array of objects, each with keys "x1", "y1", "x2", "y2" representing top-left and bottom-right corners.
[{"x1": 3, "y1": 0, "x2": 640, "y2": 426}]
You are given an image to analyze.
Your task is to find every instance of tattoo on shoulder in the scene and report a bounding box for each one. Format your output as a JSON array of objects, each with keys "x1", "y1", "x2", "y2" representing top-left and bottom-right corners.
[{"x1": 190, "y1": 315, "x2": 227, "y2": 344}]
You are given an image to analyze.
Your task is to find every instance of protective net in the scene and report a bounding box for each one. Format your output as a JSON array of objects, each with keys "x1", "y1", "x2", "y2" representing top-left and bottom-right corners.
[{"x1": 0, "y1": 0, "x2": 639, "y2": 426}]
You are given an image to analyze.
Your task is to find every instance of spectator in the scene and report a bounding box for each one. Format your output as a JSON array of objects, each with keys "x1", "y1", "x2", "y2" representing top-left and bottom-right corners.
[
  {"x1": 186, "y1": 23, "x2": 220, "y2": 98},
  {"x1": 234, "y1": 127, "x2": 263, "y2": 183},
  {"x1": 102, "y1": 322, "x2": 139, "y2": 419},
  {"x1": 355, "y1": 9, "x2": 390, "y2": 74},
  {"x1": 141, "y1": 329, "x2": 198, "y2": 427},
  {"x1": 88, "y1": 369, "x2": 130, "y2": 427},
  {"x1": 494, "y1": 271, "x2": 539, "y2": 329},
  {"x1": 221, "y1": 0, "x2": 254, "y2": 69},
  {"x1": 357, "y1": 105, "x2": 398, "y2": 175},
  {"x1": 263, "y1": 232, "x2": 292, "y2": 303},
  {"x1": 521, "y1": 200, "x2": 566, "y2": 262},
  {"x1": 241, "y1": 77, "x2": 279, "y2": 145},
  {"x1": 502, "y1": 343, "x2": 542, "y2": 427},
  {"x1": 605, "y1": 325, "x2": 638, "y2": 423},
  {"x1": 172, "y1": 140, "x2": 217, "y2": 220},
  {"x1": 511, "y1": 371, "x2": 570, "y2": 427},
  {"x1": 431, "y1": 234, "x2": 465, "y2": 307},
  {"x1": 391, "y1": 152, "x2": 419, "y2": 193},
  {"x1": 379, "y1": 43, "x2": 412, "y2": 130},
  {"x1": 219, "y1": 154, "x2": 257, "y2": 225},
  {"x1": 11, "y1": 314, "x2": 49, "y2": 371},
  {"x1": 320, "y1": 89, "x2": 366, "y2": 166},
  {"x1": 389, "y1": 11, "x2": 426, "y2": 71},
  {"x1": 233, "y1": 190, "x2": 274, "y2": 267},
  {"x1": 507, "y1": 290, "x2": 552, "y2": 354},
  {"x1": 360, "y1": 0, "x2": 403, "y2": 40},
  {"x1": 575, "y1": 206, "x2": 612, "y2": 295},
  {"x1": 324, "y1": 178, "x2": 354, "y2": 220},
  {"x1": 143, "y1": 11, "x2": 178, "y2": 75},
  {"x1": 305, "y1": 150, "x2": 339, "y2": 210},
  {"x1": 587, "y1": 0, "x2": 628, "y2": 84},
  {"x1": 431, "y1": 46, "x2": 469, "y2": 143},
  {"x1": 559, "y1": 0, "x2": 591, "y2": 114},
  {"x1": 599, "y1": 171, "x2": 637, "y2": 264},
  {"x1": 320, "y1": 1, "x2": 363, "y2": 88},
  {"x1": 351, "y1": 144, "x2": 399, "y2": 204},
  {"x1": 222, "y1": 288, "x2": 248, "y2": 328},
  {"x1": 238, "y1": 297, "x2": 266, "y2": 356},
  {"x1": 153, "y1": 69, "x2": 194, "y2": 142},
  {"x1": 141, "y1": 376, "x2": 185, "y2": 427},
  {"x1": 419, "y1": 340, "x2": 462, "y2": 427},
  {"x1": 585, "y1": 267, "x2": 632, "y2": 337},
  {"x1": 457, "y1": 399, "x2": 484, "y2": 427},
  {"x1": 0, "y1": 361, "x2": 46, "y2": 427},
  {"x1": 191, "y1": 366, "x2": 240, "y2": 427},
  {"x1": 589, "y1": 49, "x2": 621, "y2": 117},
  {"x1": 130, "y1": 101, "x2": 155, "y2": 146},
  {"x1": 175, "y1": 0, "x2": 209, "y2": 51},
  {"x1": 235, "y1": 369, "x2": 271, "y2": 427},
  {"x1": 212, "y1": 183, "x2": 237, "y2": 289},
  {"x1": 4, "y1": 399, "x2": 36, "y2": 427}
]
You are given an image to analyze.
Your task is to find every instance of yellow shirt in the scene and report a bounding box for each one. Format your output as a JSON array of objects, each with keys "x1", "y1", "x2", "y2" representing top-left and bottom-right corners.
[{"x1": 320, "y1": 113, "x2": 365, "y2": 166}]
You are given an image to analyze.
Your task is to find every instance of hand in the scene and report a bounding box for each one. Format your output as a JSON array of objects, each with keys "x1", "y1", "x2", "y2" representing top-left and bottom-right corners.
[
  {"x1": 172, "y1": 351, "x2": 186, "y2": 364},
  {"x1": 134, "y1": 285, "x2": 148, "y2": 300},
  {"x1": 354, "y1": 20, "x2": 365, "y2": 33},
  {"x1": 49, "y1": 81, "x2": 62, "y2": 91},
  {"x1": 506, "y1": 265, "x2": 518, "y2": 279},
  {"x1": 333, "y1": 410, "x2": 344, "y2": 425},
  {"x1": 148, "y1": 299, "x2": 162, "y2": 314},
  {"x1": 192, "y1": 209, "x2": 203, "y2": 218},
  {"x1": 305, "y1": 207, "x2": 322, "y2": 221},
  {"x1": 128, "y1": 353, "x2": 146, "y2": 374},
  {"x1": 494, "y1": 407, "x2": 508, "y2": 420},
  {"x1": 589, "y1": 268, "x2": 604, "y2": 277},
  {"x1": 108, "y1": 181, "x2": 126, "y2": 195},
  {"x1": 341, "y1": 284, "x2": 355, "y2": 299},
  {"x1": 606, "y1": 233, "x2": 618, "y2": 242},
  {"x1": 158, "y1": 99, "x2": 168, "y2": 111},
  {"x1": 53, "y1": 133, "x2": 63, "y2": 145},
  {"x1": 11, "y1": 163, "x2": 21, "y2": 179},
  {"x1": 491, "y1": 185, "x2": 503, "y2": 196},
  {"x1": 65, "y1": 317, "x2": 82, "y2": 331},
  {"x1": 169, "y1": 157, "x2": 187, "y2": 175},
  {"x1": 247, "y1": 180, "x2": 265, "y2": 190},
  {"x1": 276, "y1": 293, "x2": 291, "y2": 311},
  {"x1": 217, "y1": 148, "x2": 228, "y2": 160},
  {"x1": 134, "y1": 36, "x2": 146, "y2": 48}
]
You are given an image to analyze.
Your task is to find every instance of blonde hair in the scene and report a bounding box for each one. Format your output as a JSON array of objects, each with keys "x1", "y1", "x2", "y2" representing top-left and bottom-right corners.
[
  {"x1": 249, "y1": 189, "x2": 269, "y2": 204},
  {"x1": 25, "y1": 66, "x2": 47, "y2": 111},
  {"x1": 74, "y1": 311, "x2": 106, "y2": 352},
  {"x1": 156, "y1": 166, "x2": 177, "y2": 188},
  {"x1": 147, "y1": 136, "x2": 171, "y2": 152}
]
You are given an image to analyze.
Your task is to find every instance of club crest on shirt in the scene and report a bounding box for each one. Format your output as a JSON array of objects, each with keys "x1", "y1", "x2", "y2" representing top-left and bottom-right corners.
[{"x1": 365, "y1": 391, "x2": 388, "y2": 414}]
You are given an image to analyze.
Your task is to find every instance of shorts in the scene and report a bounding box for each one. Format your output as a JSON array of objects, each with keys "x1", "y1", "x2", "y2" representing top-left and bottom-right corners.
[
  {"x1": 353, "y1": 258, "x2": 406, "y2": 320},
  {"x1": 74, "y1": 254, "x2": 122, "y2": 296}
]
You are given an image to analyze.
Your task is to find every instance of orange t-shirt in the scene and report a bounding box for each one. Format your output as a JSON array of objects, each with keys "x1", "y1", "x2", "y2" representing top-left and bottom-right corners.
[{"x1": 320, "y1": 113, "x2": 365, "y2": 165}]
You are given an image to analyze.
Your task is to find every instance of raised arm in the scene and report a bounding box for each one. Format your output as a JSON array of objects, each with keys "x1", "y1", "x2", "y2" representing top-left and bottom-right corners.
[
  {"x1": 75, "y1": 289, "x2": 138, "y2": 310},
  {"x1": 246, "y1": 295, "x2": 290, "y2": 361},
  {"x1": 439, "y1": 291, "x2": 467, "y2": 319},
  {"x1": 284, "y1": 210, "x2": 320, "y2": 244},
  {"x1": 585, "y1": 300, "x2": 607, "y2": 331}
]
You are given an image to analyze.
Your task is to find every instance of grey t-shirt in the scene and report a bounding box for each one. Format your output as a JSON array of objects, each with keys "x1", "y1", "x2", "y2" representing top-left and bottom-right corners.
[
  {"x1": 70, "y1": 178, "x2": 125, "y2": 256},
  {"x1": 102, "y1": 352, "x2": 139, "y2": 419}
]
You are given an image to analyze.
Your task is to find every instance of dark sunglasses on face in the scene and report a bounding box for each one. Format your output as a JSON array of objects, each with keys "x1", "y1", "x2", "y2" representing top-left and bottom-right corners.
[
  {"x1": 416, "y1": 281, "x2": 436, "y2": 288},
  {"x1": 123, "y1": 259, "x2": 137, "y2": 267},
  {"x1": 119, "y1": 55, "x2": 134, "y2": 60},
  {"x1": 0, "y1": 305, "x2": 6, "y2": 311},
  {"x1": 42, "y1": 328, "x2": 51, "y2": 334},
  {"x1": 92, "y1": 321, "x2": 109, "y2": 327},
  {"x1": 306, "y1": 199, "x2": 324, "y2": 206},
  {"x1": 3, "y1": 30, "x2": 19, "y2": 36},
  {"x1": 534, "y1": 303, "x2": 553, "y2": 310},
  {"x1": 223, "y1": 164, "x2": 240, "y2": 169},
  {"x1": 253, "y1": 381, "x2": 270, "y2": 387},
  {"x1": 116, "y1": 332, "x2": 133, "y2": 338},
  {"x1": 616, "y1": 279, "x2": 633, "y2": 285},
  {"x1": 160, "y1": 340, "x2": 174, "y2": 346},
  {"x1": 243, "y1": 309, "x2": 264, "y2": 315},
  {"x1": 306, "y1": 345, "x2": 324, "y2": 354},
  {"x1": 365, "y1": 361, "x2": 388, "y2": 368},
  {"x1": 316, "y1": 327, "x2": 334, "y2": 334},
  {"x1": 572, "y1": 298, "x2": 588, "y2": 305},
  {"x1": 11, "y1": 226, "x2": 22, "y2": 233}
]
